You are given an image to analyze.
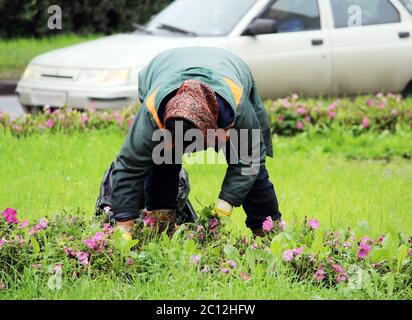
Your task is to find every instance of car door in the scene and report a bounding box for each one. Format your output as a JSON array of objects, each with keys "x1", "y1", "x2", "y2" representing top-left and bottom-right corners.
[
  {"x1": 327, "y1": 0, "x2": 412, "y2": 94},
  {"x1": 229, "y1": 0, "x2": 333, "y2": 99}
]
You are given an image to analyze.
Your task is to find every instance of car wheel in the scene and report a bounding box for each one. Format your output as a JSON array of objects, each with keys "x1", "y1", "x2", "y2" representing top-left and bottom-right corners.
[{"x1": 21, "y1": 105, "x2": 43, "y2": 115}]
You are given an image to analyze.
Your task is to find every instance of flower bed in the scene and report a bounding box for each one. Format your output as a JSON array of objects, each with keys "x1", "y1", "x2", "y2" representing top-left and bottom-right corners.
[
  {"x1": 0, "y1": 94, "x2": 411, "y2": 137},
  {"x1": 1, "y1": 206, "x2": 411, "y2": 297}
]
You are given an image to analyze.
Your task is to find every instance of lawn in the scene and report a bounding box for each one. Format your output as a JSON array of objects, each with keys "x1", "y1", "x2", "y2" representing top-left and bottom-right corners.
[
  {"x1": 0, "y1": 129, "x2": 411, "y2": 299},
  {"x1": 0, "y1": 35, "x2": 101, "y2": 80}
]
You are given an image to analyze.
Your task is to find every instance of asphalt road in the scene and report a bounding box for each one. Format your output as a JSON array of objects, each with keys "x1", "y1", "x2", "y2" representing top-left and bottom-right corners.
[{"x1": 0, "y1": 95, "x2": 23, "y2": 119}]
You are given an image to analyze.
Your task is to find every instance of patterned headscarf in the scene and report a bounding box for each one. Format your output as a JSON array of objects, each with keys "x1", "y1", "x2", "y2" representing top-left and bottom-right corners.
[{"x1": 163, "y1": 80, "x2": 219, "y2": 137}]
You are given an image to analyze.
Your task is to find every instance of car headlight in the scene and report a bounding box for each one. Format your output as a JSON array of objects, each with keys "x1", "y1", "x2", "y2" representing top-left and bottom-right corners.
[
  {"x1": 22, "y1": 66, "x2": 43, "y2": 79},
  {"x1": 79, "y1": 69, "x2": 130, "y2": 84}
]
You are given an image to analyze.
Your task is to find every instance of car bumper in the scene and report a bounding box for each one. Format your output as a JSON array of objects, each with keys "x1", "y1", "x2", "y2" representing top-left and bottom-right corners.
[{"x1": 16, "y1": 79, "x2": 139, "y2": 110}]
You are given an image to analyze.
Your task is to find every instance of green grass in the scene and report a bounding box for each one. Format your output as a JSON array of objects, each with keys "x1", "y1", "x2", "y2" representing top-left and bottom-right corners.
[
  {"x1": 0, "y1": 34, "x2": 101, "y2": 80},
  {"x1": 0, "y1": 129, "x2": 411, "y2": 299}
]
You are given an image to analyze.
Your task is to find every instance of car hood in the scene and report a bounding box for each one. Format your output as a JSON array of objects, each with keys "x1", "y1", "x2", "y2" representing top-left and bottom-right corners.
[{"x1": 31, "y1": 33, "x2": 229, "y2": 69}]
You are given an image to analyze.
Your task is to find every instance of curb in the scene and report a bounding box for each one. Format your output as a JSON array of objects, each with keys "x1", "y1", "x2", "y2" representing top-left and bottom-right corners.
[{"x1": 0, "y1": 80, "x2": 17, "y2": 96}]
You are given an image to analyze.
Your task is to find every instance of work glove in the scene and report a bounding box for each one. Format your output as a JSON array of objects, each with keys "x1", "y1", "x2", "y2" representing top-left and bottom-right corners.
[
  {"x1": 115, "y1": 220, "x2": 134, "y2": 241},
  {"x1": 213, "y1": 199, "x2": 233, "y2": 219}
]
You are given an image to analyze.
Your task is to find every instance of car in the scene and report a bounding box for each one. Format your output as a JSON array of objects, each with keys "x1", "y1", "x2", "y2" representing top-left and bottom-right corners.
[{"x1": 16, "y1": 0, "x2": 412, "y2": 113}]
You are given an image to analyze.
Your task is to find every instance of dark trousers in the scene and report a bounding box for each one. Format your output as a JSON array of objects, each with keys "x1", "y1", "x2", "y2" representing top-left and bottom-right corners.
[{"x1": 144, "y1": 164, "x2": 282, "y2": 230}]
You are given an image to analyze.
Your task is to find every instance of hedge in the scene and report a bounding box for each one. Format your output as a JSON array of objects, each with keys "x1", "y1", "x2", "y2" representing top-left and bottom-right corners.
[{"x1": 0, "y1": 0, "x2": 173, "y2": 38}]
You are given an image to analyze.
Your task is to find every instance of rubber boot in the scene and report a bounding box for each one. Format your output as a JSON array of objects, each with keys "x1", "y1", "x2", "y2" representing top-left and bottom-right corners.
[{"x1": 143, "y1": 209, "x2": 176, "y2": 233}]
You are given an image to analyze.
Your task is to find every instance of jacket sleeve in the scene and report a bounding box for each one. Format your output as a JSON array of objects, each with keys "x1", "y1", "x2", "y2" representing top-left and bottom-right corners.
[
  {"x1": 219, "y1": 99, "x2": 267, "y2": 207},
  {"x1": 111, "y1": 105, "x2": 156, "y2": 221}
]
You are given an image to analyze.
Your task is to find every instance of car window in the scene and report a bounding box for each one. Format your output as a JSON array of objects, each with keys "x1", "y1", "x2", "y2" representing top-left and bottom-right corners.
[
  {"x1": 259, "y1": 0, "x2": 321, "y2": 33},
  {"x1": 399, "y1": 0, "x2": 412, "y2": 15},
  {"x1": 330, "y1": 0, "x2": 400, "y2": 28},
  {"x1": 146, "y1": 0, "x2": 256, "y2": 36}
]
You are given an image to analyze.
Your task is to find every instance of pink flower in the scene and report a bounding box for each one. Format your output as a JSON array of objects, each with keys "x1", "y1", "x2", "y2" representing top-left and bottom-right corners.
[
  {"x1": 127, "y1": 257, "x2": 134, "y2": 266},
  {"x1": 296, "y1": 121, "x2": 304, "y2": 130},
  {"x1": 0, "y1": 238, "x2": 7, "y2": 248},
  {"x1": 291, "y1": 94, "x2": 299, "y2": 100},
  {"x1": 328, "y1": 111, "x2": 336, "y2": 119},
  {"x1": 308, "y1": 219, "x2": 320, "y2": 230},
  {"x1": 279, "y1": 220, "x2": 286, "y2": 232},
  {"x1": 282, "y1": 250, "x2": 294, "y2": 262},
  {"x1": 327, "y1": 102, "x2": 337, "y2": 112},
  {"x1": 282, "y1": 99, "x2": 292, "y2": 108},
  {"x1": 0, "y1": 282, "x2": 6, "y2": 290},
  {"x1": 45, "y1": 120, "x2": 55, "y2": 128},
  {"x1": 408, "y1": 248, "x2": 412, "y2": 257},
  {"x1": 377, "y1": 235, "x2": 385, "y2": 245},
  {"x1": 53, "y1": 263, "x2": 63, "y2": 273},
  {"x1": 251, "y1": 242, "x2": 258, "y2": 250},
  {"x1": 28, "y1": 218, "x2": 48, "y2": 235},
  {"x1": 296, "y1": 107, "x2": 306, "y2": 115},
  {"x1": 76, "y1": 252, "x2": 89, "y2": 266},
  {"x1": 190, "y1": 255, "x2": 201, "y2": 265},
  {"x1": 262, "y1": 216, "x2": 273, "y2": 233},
  {"x1": 209, "y1": 218, "x2": 219, "y2": 232},
  {"x1": 102, "y1": 223, "x2": 114, "y2": 235},
  {"x1": 379, "y1": 102, "x2": 386, "y2": 109},
  {"x1": 201, "y1": 265, "x2": 211, "y2": 273},
  {"x1": 367, "y1": 99, "x2": 374, "y2": 107},
  {"x1": 293, "y1": 247, "x2": 304, "y2": 257},
  {"x1": 332, "y1": 264, "x2": 344, "y2": 273},
  {"x1": 18, "y1": 219, "x2": 29, "y2": 229},
  {"x1": 360, "y1": 236, "x2": 374, "y2": 247},
  {"x1": 64, "y1": 246, "x2": 76, "y2": 257},
  {"x1": 83, "y1": 232, "x2": 107, "y2": 253},
  {"x1": 143, "y1": 215, "x2": 157, "y2": 227},
  {"x1": 81, "y1": 113, "x2": 89, "y2": 124},
  {"x1": 336, "y1": 272, "x2": 348, "y2": 283},
  {"x1": 357, "y1": 244, "x2": 371, "y2": 259},
  {"x1": 343, "y1": 242, "x2": 351, "y2": 248},
  {"x1": 361, "y1": 117, "x2": 370, "y2": 129},
  {"x1": 226, "y1": 260, "x2": 237, "y2": 269},
  {"x1": 1, "y1": 208, "x2": 18, "y2": 224},
  {"x1": 196, "y1": 225, "x2": 204, "y2": 232},
  {"x1": 240, "y1": 272, "x2": 251, "y2": 282},
  {"x1": 314, "y1": 265, "x2": 325, "y2": 282},
  {"x1": 221, "y1": 268, "x2": 230, "y2": 274},
  {"x1": 103, "y1": 206, "x2": 112, "y2": 213}
]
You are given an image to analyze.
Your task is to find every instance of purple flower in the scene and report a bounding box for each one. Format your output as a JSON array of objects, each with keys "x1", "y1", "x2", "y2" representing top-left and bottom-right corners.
[
  {"x1": 282, "y1": 250, "x2": 294, "y2": 262},
  {"x1": 296, "y1": 107, "x2": 306, "y2": 115},
  {"x1": 240, "y1": 272, "x2": 251, "y2": 282},
  {"x1": 293, "y1": 247, "x2": 304, "y2": 257},
  {"x1": 314, "y1": 265, "x2": 325, "y2": 282},
  {"x1": 190, "y1": 255, "x2": 201, "y2": 265},
  {"x1": 361, "y1": 117, "x2": 370, "y2": 129},
  {"x1": 332, "y1": 264, "x2": 344, "y2": 273},
  {"x1": 45, "y1": 120, "x2": 55, "y2": 128},
  {"x1": 262, "y1": 216, "x2": 274, "y2": 233},
  {"x1": 38, "y1": 218, "x2": 48, "y2": 229},
  {"x1": 64, "y1": 246, "x2": 76, "y2": 257},
  {"x1": 221, "y1": 268, "x2": 230, "y2": 274},
  {"x1": 83, "y1": 232, "x2": 107, "y2": 253},
  {"x1": 76, "y1": 252, "x2": 89, "y2": 266},
  {"x1": 226, "y1": 260, "x2": 237, "y2": 269},
  {"x1": 18, "y1": 219, "x2": 29, "y2": 229},
  {"x1": 336, "y1": 272, "x2": 348, "y2": 283},
  {"x1": 28, "y1": 218, "x2": 48, "y2": 235},
  {"x1": 127, "y1": 257, "x2": 134, "y2": 266},
  {"x1": 308, "y1": 219, "x2": 320, "y2": 230},
  {"x1": 103, "y1": 223, "x2": 114, "y2": 235},
  {"x1": 296, "y1": 121, "x2": 304, "y2": 130},
  {"x1": 357, "y1": 244, "x2": 371, "y2": 259},
  {"x1": 209, "y1": 218, "x2": 219, "y2": 232},
  {"x1": 1, "y1": 208, "x2": 18, "y2": 224}
]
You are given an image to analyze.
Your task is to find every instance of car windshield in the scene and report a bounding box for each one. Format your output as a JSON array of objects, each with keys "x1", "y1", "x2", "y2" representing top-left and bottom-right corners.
[{"x1": 145, "y1": 0, "x2": 257, "y2": 36}]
